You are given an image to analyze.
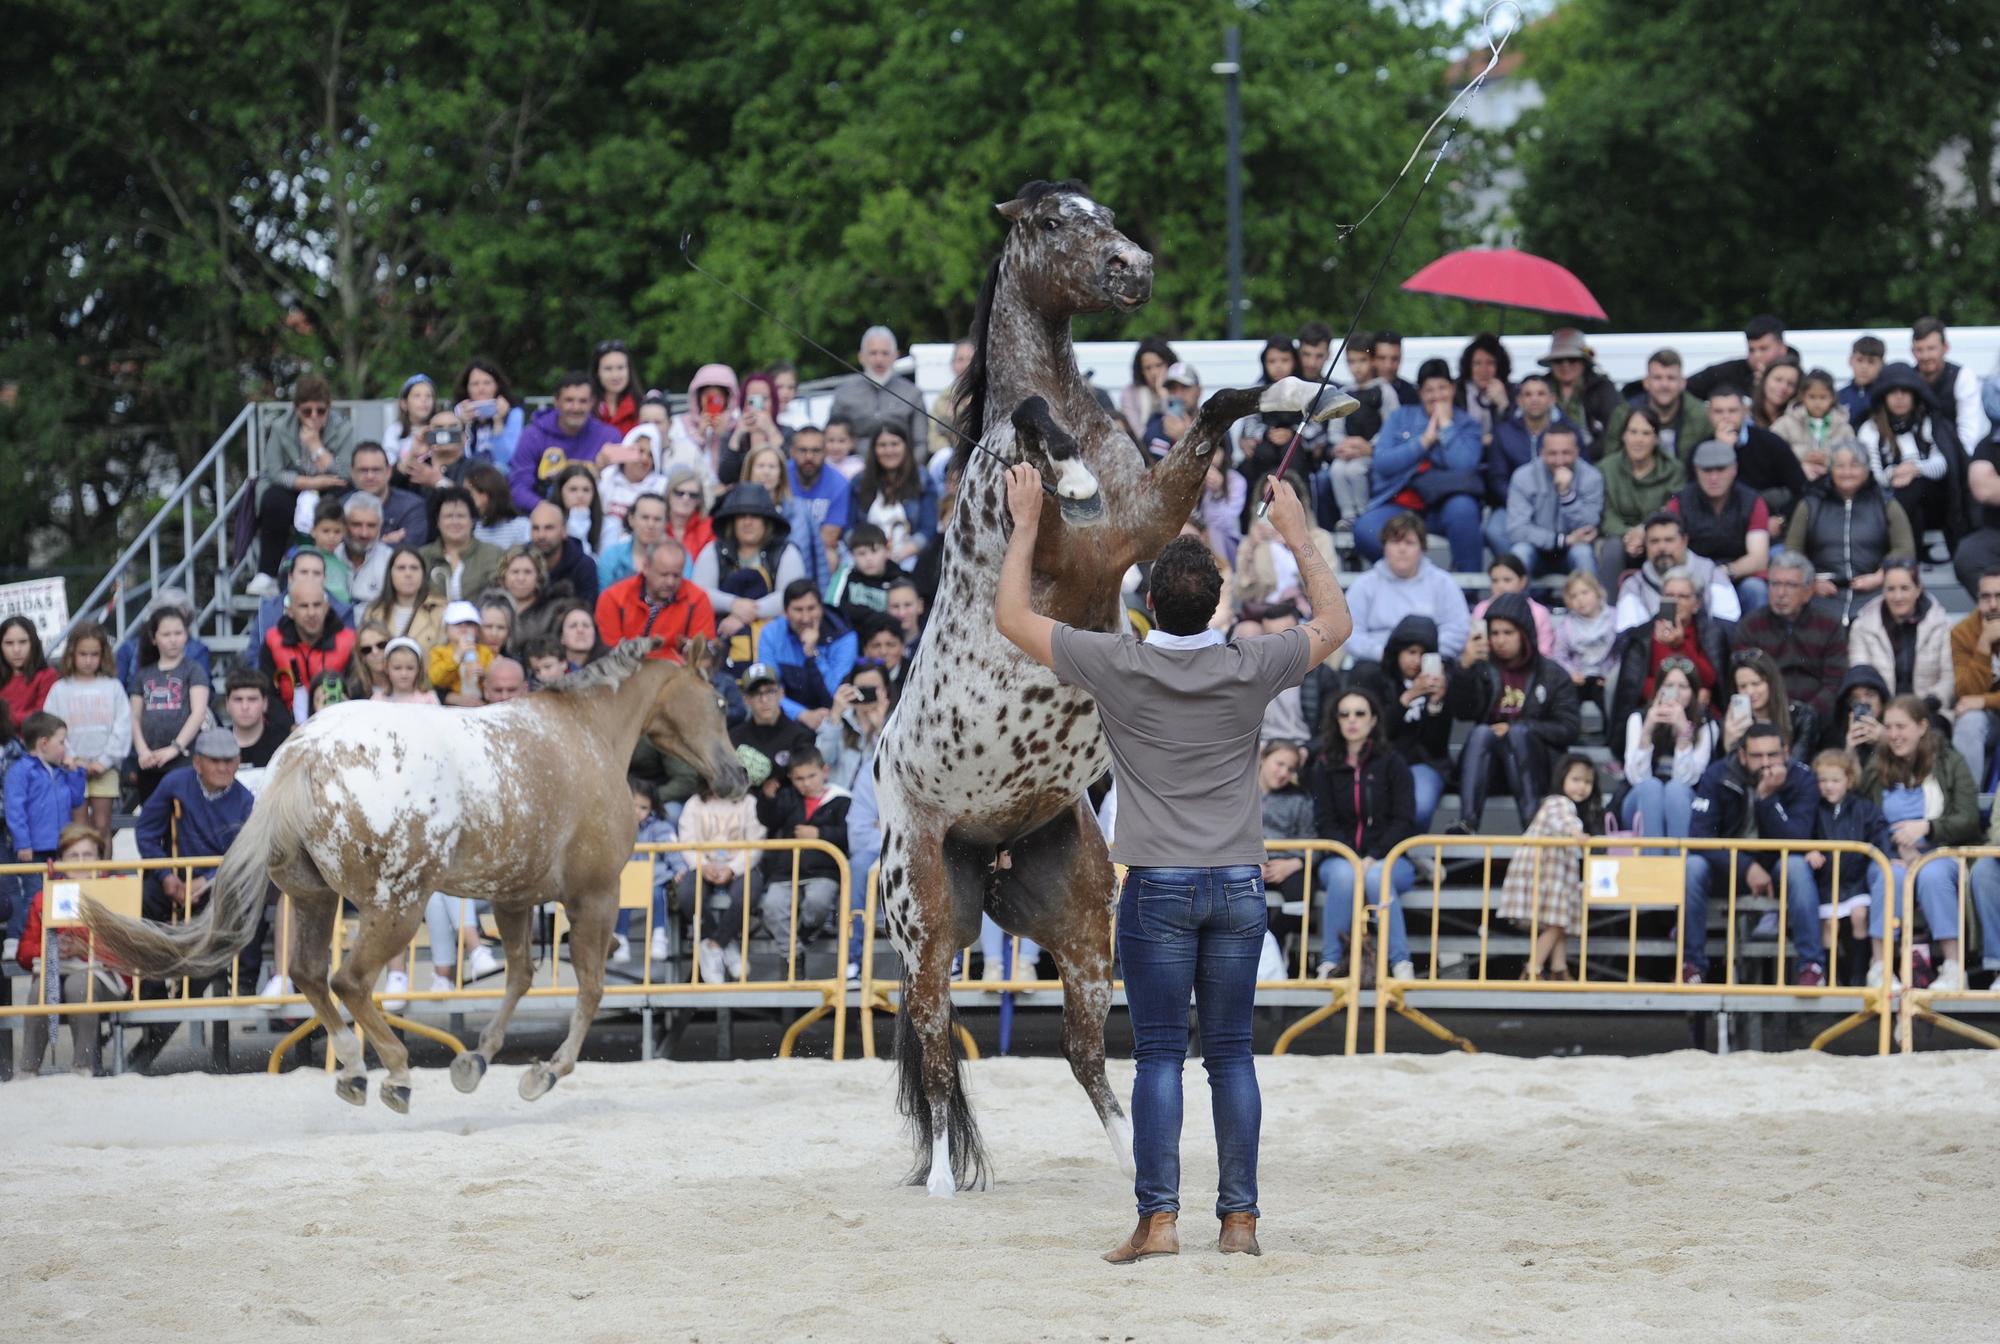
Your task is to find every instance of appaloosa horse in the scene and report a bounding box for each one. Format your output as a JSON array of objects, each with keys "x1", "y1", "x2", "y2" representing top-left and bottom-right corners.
[
  {"x1": 874, "y1": 180, "x2": 1351, "y2": 1195},
  {"x1": 84, "y1": 637, "x2": 746, "y2": 1111}
]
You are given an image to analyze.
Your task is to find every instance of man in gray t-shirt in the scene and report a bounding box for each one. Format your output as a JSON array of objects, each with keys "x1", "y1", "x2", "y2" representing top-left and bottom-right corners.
[{"x1": 995, "y1": 465, "x2": 1349, "y2": 1265}]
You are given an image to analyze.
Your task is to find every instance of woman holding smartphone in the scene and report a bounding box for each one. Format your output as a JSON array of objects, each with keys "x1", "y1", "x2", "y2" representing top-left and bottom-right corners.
[
  {"x1": 817, "y1": 662, "x2": 892, "y2": 790},
  {"x1": 452, "y1": 358, "x2": 523, "y2": 468},
  {"x1": 668, "y1": 364, "x2": 740, "y2": 484}
]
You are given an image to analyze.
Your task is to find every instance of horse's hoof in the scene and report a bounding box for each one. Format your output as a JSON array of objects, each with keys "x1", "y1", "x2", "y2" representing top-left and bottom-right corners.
[
  {"x1": 925, "y1": 1167, "x2": 957, "y2": 1199},
  {"x1": 380, "y1": 1081, "x2": 411, "y2": 1114},
  {"x1": 518, "y1": 1066, "x2": 557, "y2": 1101},
  {"x1": 334, "y1": 1074, "x2": 368, "y2": 1107},
  {"x1": 450, "y1": 1051, "x2": 488, "y2": 1094}
]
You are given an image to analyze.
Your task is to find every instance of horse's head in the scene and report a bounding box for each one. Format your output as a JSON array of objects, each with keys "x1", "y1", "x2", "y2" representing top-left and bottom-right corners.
[
  {"x1": 643, "y1": 637, "x2": 750, "y2": 800},
  {"x1": 996, "y1": 181, "x2": 1152, "y2": 319}
]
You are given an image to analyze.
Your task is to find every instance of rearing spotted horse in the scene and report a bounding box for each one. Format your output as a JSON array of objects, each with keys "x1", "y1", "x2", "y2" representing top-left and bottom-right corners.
[{"x1": 873, "y1": 180, "x2": 1353, "y2": 1195}]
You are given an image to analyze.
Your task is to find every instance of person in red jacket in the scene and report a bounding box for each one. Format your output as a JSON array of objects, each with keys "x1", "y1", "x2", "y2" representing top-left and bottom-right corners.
[
  {"x1": 595, "y1": 537, "x2": 717, "y2": 661},
  {"x1": 0, "y1": 616, "x2": 57, "y2": 732},
  {"x1": 258, "y1": 577, "x2": 356, "y2": 719}
]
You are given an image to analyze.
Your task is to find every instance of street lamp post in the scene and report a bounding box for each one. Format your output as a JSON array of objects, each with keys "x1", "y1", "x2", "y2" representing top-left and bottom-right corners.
[{"x1": 1214, "y1": 26, "x2": 1244, "y2": 339}]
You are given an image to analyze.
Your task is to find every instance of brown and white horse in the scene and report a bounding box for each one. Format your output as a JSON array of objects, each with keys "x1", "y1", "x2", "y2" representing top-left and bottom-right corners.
[
  {"x1": 83, "y1": 637, "x2": 746, "y2": 1110},
  {"x1": 873, "y1": 180, "x2": 1349, "y2": 1195}
]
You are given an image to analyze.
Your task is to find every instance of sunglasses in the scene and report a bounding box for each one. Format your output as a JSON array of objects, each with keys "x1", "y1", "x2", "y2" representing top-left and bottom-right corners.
[
  {"x1": 298, "y1": 405, "x2": 329, "y2": 418},
  {"x1": 672, "y1": 488, "x2": 702, "y2": 500},
  {"x1": 358, "y1": 641, "x2": 386, "y2": 655},
  {"x1": 594, "y1": 339, "x2": 628, "y2": 356},
  {"x1": 1337, "y1": 707, "x2": 1373, "y2": 719}
]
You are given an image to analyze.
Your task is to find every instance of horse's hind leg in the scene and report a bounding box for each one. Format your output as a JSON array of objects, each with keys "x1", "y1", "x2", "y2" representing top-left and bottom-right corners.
[
  {"x1": 885, "y1": 814, "x2": 989, "y2": 1197},
  {"x1": 989, "y1": 800, "x2": 1133, "y2": 1176},
  {"x1": 521, "y1": 888, "x2": 613, "y2": 1101},
  {"x1": 286, "y1": 891, "x2": 367, "y2": 1103},
  {"x1": 329, "y1": 895, "x2": 425, "y2": 1113},
  {"x1": 452, "y1": 902, "x2": 533, "y2": 1095}
]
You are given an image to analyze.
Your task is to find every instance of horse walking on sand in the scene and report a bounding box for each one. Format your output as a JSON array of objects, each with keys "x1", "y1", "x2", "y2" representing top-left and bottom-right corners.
[
  {"x1": 84, "y1": 637, "x2": 747, "y2": 1111},
  {"x1": 873, "y1": 179, "x2": 1351, "y2": 1195}
]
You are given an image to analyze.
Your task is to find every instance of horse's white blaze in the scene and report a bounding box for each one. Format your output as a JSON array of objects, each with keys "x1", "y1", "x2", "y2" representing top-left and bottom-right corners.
[
  {"x1": 1058, "y1": 193, "x2": 1112, "y2": 226},
  {"x1": 1054, "y1": 456, "x2": 1100, "y2": 500},
  {"x1": 927, "y1": 1134, "x2": 956, "y2": 1199}
]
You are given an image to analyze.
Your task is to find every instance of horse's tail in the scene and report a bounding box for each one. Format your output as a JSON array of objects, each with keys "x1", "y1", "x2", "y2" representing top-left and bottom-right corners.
[
  {"x1": 81, "y1": 752, "x2": 315, "y2": 978},
  {"x1": 893, "y1": 973, "x2": 989, "y2": 1190}
]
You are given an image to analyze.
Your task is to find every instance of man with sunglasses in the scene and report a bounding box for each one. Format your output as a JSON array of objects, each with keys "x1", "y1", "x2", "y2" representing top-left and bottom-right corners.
[{"x1": 249, "y1": 375, "x2": 357, "y2": 596}]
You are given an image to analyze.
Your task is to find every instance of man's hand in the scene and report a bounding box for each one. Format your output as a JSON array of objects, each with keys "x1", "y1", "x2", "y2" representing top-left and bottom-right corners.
[
  {"x1": 1806, "y1": 852, "x2": 1826, "y2": 871},
  {"x1": 1957, "y1": 695, "x2": 1986, "y2": 719},
  {"x1": 703, "y1": 861, "x2": 734, "y2": 884},
  {"x1": 1745, "y1": 862, "x2": 1772, "y2": 895},
  {"x1": 1261, "y1": 857, "x2": 1303, "y2": 885},
  {"x1": 1490, "y1": 722, "x2": 1510, "y2": 738},
  {"x1": 1653, "y1": 617, "x2": 1682, "y2": 646},
  {"x1": 1552, "y1": 465, "x2": 1574, "y2": 494},
  {"x1": 1267, "y1": 479, "x2": 1353, "y2": 665},
  {"x1": 1755, "y1": 761, "x2": 1787, "y2": 798},
  {"x1": 188, "y1": 876, "x2": 213, "y2": 904},
  {"x1": 731, "y1": 597, "x2": 760, "y2": 624},
  {"x1": 1568, "y1": 524, "x2": 1598, "y2": 545},
  {"x1": 1979, "y1": 618, "x2": 2000, "y2": 653},
  {"x1": 1266, "y1": 474, "x2": 1311, "y2": 551},
  {"x1": 161, "y1": 874, "x2": 184, "y2": 900},
  {"x1": 760, "y1": 775, "x2": 784, "y2": 799},
  {"x1": 1004, "y1": 462, "x2": 1044, "y2": 532},
  {"x1": 795, "y1": 824, "x2": 819, "y2": 841},
  {"x1": 1890, "y1": 818, "x2": 1929, "y2": 850},
  {"x1": 1334, "y1": 435, "x2": 1372, "y2": 461},
  {"x1": 798, "y1": 708, "x2": 829, "y2": 731}
]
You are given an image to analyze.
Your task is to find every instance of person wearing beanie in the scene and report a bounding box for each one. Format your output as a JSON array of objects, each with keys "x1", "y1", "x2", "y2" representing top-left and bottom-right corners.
[
  {"x1": 1446, "y1": 590, "x2": 1580, "y2": 832},
  {"x1": 1356, "y1": 614, "x2": 1453, "y2": 831}
]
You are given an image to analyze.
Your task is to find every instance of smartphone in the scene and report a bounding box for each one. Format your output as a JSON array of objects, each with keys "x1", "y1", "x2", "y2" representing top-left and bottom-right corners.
[
  {"x1": 1420, "y1": 653, "x2": 1443, "y2": 680},
  {"x1": 701, "y1": 388, "x2": 728, "y2": 417},
  {"x1": 1658, "y1": 597, "x2": 1679, "y2": 625},
  {"x1": 1164, "y1": 396, "x2": 1187, "y2": 417},
  {"x1": 747, "y1": 392, "x2": 769, "y2": 414},
  {"x1": 1729, "y1": 693, "x2": 1751, "y2": 721},
  {"x1": 1469, "y1": 618, "x2": 1487, "y2": 641},
  {"x1": 427, "y1": 427, "x2": 464, "y2": 447},
  {"x1": 464, "y1": 399, "x2": 497, "y2": 421},
  {"x1": 855, "y1": 685, "x2": 881, "y2": 705},
  {"x1": 1854, "y1": 702, "x2": 1873, "y2": 720}
]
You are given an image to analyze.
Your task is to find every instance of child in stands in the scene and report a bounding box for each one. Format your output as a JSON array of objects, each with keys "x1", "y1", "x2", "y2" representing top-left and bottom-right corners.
[
  {"x1": 1470, "y1": 554, "x2": 1554, "y2": 654},
  {"x1": 1810, "y1": 748, "x2": 1892, "y2": 985},
  {"x1": 429, "y1": 601, "x2": 494, "y2": 706},
  {"x1": 616, "y1": 780, "x2": 687, "y2": 965},
  {"x1": 1550, "y1": 570, "x2": 1617, "y2": 719},
  {"x1": 17, "y1": 822, "x2": 125, "y2": 1076},
  {"x1": 680, "y1": 744, "x2": 769, "y2": 984},
  {"x1": 1498, "y1": 752, "x2": 1604, "y2": 982},
  {"x1": 826, "y1": 523, "x2": 897, "y2": 628},
  {"x1": 41, "y1": 621, "x2": 130, "y2": 837}
]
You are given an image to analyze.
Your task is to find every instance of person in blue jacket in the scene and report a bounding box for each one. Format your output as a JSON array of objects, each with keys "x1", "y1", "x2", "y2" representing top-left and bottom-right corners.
[
  {"x1": 1683, "y1": 722, "x2": 1825, "y2": 986},
  {"x1": 5, "y1": 711, "x2": 88, "y2": 939},
  {"x1": 1353, "y1": 358, "x2": 1487, "y2": 573},
  {"x1": 756, "y1": 579, "x2": 859, "y2": 730}
]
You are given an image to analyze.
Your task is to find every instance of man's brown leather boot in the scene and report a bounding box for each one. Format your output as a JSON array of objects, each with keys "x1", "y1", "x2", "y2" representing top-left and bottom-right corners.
[
  {"x1": 1218, "y1": 1212, "x2": 1261, "y2": 1256},
  {"x1": 1102, "y1": 1212, "x2": 1180, "y2": 1264}
]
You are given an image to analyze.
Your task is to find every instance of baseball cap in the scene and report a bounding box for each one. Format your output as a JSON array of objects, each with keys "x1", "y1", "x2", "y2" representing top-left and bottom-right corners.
[
  {"x1": 193, "y1": 727, "x2": 241, "y2": 760},
  {"x1": 740, "y1": 662, "x2": 780, "y2": 691},
  {"x1": 1162, "y1": 361, "x2": 1199, "y2": 388},
  {"x1": 444, "y1": 600, "x2": 482, "y2": 626}
]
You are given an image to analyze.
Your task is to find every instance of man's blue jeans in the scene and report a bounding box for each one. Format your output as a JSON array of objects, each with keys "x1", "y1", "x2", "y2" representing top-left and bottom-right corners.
[
  {"x1": 1316, "y1": 856, "x2": 1418, "y2": 966},
  {"x1": 1735, "y1": 575, "x2": 1769, "y2": 614},
  {"x1": 1683, "y1": 853, "x2": 1824, "y2": 974},
  {"x1": 1354, "y1": 494, "x2": 1483, "y2": 573},
  {"x1": 1118, "y1": 864, "x2": 1265, "y2": 1220}
]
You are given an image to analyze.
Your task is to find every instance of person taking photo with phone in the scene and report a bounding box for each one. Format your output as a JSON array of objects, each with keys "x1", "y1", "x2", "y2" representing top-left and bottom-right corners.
[{"x1": 994, "y1": 466, "x2": 1350, "y2": 1265}]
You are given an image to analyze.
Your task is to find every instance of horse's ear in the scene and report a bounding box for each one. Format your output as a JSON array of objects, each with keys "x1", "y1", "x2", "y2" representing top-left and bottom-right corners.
[
  {"x1": 995, "y1": 197, "x2": 1028, "y2": 222},
  {"x1": 681, "y1": 634, "x2": 707, "y2": 667}
]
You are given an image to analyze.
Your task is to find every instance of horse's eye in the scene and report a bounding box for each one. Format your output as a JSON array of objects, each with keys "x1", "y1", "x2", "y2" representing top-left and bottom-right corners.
[{"x1": 1041, "y1": 217, "x2": 1059, "y2": 232}]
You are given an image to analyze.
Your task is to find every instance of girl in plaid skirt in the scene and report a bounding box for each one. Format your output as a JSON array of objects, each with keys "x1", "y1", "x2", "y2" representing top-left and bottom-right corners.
[{"x1": 1499, "y1": 752, "x2": 1605, "y2": 981}]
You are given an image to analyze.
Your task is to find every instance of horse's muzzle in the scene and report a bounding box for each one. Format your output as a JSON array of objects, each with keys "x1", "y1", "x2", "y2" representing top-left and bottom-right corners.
[{"x1": 1102, "y1": 250, "x2": 1153, "y2": 310}]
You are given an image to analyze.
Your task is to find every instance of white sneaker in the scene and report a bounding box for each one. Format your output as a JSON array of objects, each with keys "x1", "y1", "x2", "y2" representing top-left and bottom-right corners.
[
  {"x1": 611, "y1": 934, "x2": 631, "y2": 965},
  {"x1": 1864, "y1": 961, "x2": 1903, "y2": 993},
  {"x1": 466, "y1": 944, "x2": 502, "y2": 980},
  {"x1": 1390, "y1": 959, "x2": 1416, "y2": 981},
  {"x1": 382, "y1": 969, "x2": 409, "y2": 1011},
  {"x1": 428, "y1": 973, "x2": 455, "y2": 994},
  {"x1": 846, "y1": 961, "x2": 862, "y2": 983},
  {"x1": 245, "y1": 572, "x2": 278, "y2": 597},
  {"x1": 698, "y1": 940, "x2": 726, "y2": 984},
  {"x1": 1932, "y1": 960, "x2": 1965, "y2": 994},
  {"x1": 981, "y1": 961, "x2": 1006, "y2": 983},
  {"x1": 649, "y1": 928, "x2": 669, "y2": 962},
  {"x1": 722, "y1": 943, "x2": 744, "y2": 979},
  {"x1": 259, "y1": 973, "x2": 294, "y2": 999}
]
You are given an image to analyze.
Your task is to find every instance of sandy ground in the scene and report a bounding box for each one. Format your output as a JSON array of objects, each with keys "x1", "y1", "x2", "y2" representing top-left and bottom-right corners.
[{"x1": 6, "y1": 1051, "x2": 1999, "y2": 1342}]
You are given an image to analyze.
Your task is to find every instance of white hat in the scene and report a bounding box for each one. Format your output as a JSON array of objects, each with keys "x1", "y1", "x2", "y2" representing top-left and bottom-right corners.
[{"x1": 444, "y1": 600, "x2": 482, "y2": 626}]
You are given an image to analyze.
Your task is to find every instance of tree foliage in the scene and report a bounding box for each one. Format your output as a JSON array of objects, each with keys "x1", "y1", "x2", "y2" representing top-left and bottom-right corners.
[
  {"x1": 1514, "y1": 0, "x2": 2000, "y2": 331},
  {"x1": 5, "y1": 0, "x2": 1474, "y2": 575}
]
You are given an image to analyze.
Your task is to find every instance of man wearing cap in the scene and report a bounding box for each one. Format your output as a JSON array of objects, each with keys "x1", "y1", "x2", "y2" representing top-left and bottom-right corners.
[
  {"x1": 730, "y1": 662, "x2": 815, "y2": 779},
  {"x1": 1141, "y1": 363, "x2": 1201, "y2": 460},
  {"x1": 995, "y1": 467, "x2": 1351, "y2": 1263},
  {"x1": 129, "y1": 726, "x2": 262, "y2": 1071},
  {"x1": 1669, "y1": 439, "x2": 1773, "y2": 613},
  {"x1": 595, "y1": 537, "x2": 717, "y2": 662},
  {"x1": 1538, "y1": 328, "x2": 1621, "y2": 456}
]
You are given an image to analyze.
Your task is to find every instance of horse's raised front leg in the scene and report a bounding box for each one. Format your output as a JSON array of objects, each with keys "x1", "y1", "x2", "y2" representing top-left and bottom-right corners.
[
  {"x1": 328, "y1": 895, "x2": 426, "y2": 1113},
  {"x1": 1010, "y1": 396, "x2": 1102, "y2": 518},
  {"x1": 522, "y1": 888, "x2": 614, "y2": 1101},
  {"x1": 451, "y1": 902, "x2": 535, "y2": 1095},
  {"x1": 988, "y1": 801, "x2": 1132, "y2": 1177},
  {"x1": 883, "y1": 813, "x2": 990, "y2": 1197}
]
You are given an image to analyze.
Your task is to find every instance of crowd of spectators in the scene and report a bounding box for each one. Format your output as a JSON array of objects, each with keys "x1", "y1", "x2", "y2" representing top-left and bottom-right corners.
[{"x1": 6, "y1": 313, "x2": 2000, "y2": 1076}]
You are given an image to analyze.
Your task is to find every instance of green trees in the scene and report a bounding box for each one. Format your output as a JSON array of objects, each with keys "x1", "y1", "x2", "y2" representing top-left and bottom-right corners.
[{"x1": 1515, "y1": 0, "x2": 2000, "y2": 331}]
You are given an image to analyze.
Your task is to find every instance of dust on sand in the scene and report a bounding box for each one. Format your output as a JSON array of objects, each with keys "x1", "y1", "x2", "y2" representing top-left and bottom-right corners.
[{"x1": 6, "y1": 1051, "x2": 1998, "y2": 1341}]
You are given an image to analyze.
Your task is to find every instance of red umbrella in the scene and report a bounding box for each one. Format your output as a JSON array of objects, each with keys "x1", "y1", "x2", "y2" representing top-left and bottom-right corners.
[{"x1": 1401, "y1": 248, "x2": 1607, "y2": 323}]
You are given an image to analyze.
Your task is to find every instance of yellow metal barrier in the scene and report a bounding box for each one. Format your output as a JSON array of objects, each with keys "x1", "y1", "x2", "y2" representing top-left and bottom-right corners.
[
  {"x1": 1898, "y1": 848, "x2": 2000, "y2": 1053},
  {"x1": 853, "y1": 840, "x2": 1369, "y2": 1058},
  {"x1": 4, "y1": 843, "x2": 851, "y2": 1067},
  {"x1": 1368, "y1": 835, "x2": 1898, "y2": 1055}
]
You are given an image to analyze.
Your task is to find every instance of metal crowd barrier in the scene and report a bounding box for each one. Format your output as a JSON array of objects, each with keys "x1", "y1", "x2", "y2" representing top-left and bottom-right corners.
[
  {"x1": 852, "y1": 840, "x2": 1370, "y2": 1058},
  {"x1": 1898, "y1": 848, "x2": 2000, "y2": 1053},
  {"x1": 1, "y1": 841, "x2": 853, "y2": 1070},
  {"x1": 1368, "y1": 835, "x2": 1899, "y2": 1055}
]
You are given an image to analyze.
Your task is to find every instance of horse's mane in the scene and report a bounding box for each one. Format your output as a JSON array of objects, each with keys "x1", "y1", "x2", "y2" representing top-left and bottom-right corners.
[
  {"x1": 951, "y1": 177, "x2": 1092, "y2": 480},
  {"x1": 544, "y1": 638, "x2": 662, "y2": 693}
]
